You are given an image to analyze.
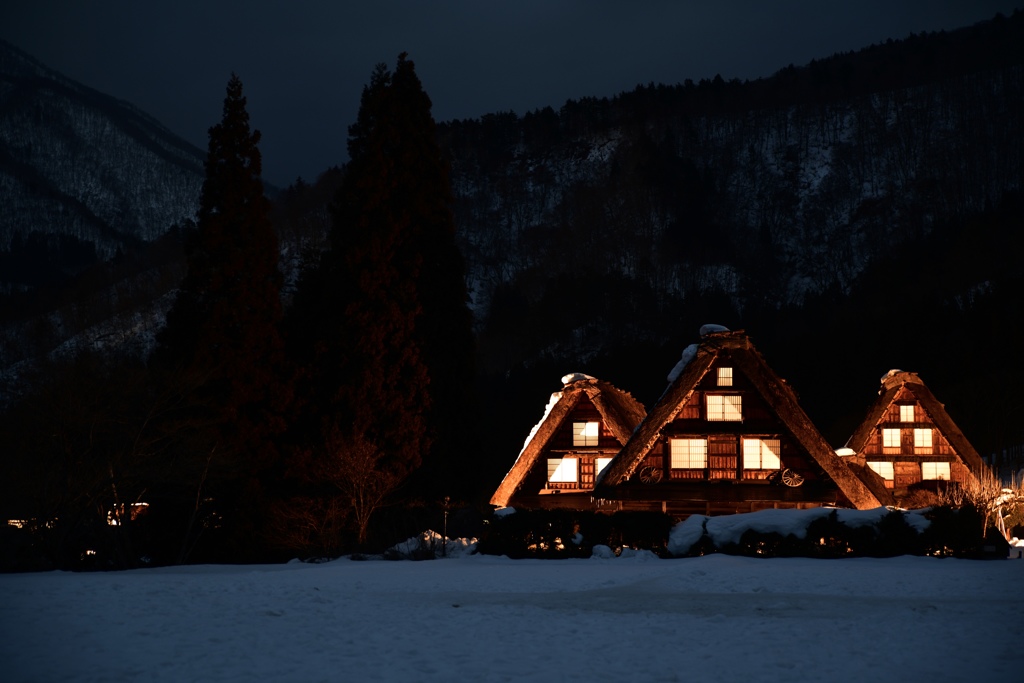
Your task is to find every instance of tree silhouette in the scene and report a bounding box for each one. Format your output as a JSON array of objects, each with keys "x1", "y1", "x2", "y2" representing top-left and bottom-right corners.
[
  {"x1": 151, "y1": 74, "x2": 286, "y2": 559},
  {"x1": 285, "y1": 54, "x2": 476, "y2": 551}
]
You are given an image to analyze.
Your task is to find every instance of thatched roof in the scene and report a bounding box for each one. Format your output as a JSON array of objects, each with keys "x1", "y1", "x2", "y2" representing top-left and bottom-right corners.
[
  {"x1": 844, "y1": 370, "x2": 987, "y2": 475},
  {"x1": 594, "y1": 330, "x2": 885, "y2": 510},
  {"x1": 841, "y1": 454, "x2": 897, "y2": 507},
  {"x1": 489, "y1": 374, "x2": 647, "y2": 508}
]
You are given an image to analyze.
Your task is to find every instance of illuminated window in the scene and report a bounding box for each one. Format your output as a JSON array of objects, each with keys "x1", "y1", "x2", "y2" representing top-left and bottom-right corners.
[
  {"x1": 595, "y1": 457, "x2": 613, "y2": 476},
  {"x1": 867, "y1": 461, "x2": 894, "y2": 480},
  {"x1": 547, "y1": 457, "x2": 578, "y2": 483},
  {"x1": 572, "y1": 421, "x2": 600, "y2": 447},
  {"x1": 706, "y1": 394, "x2": 742, "y2": 421},
  {"x1": 670, "y1": 438, "x2": 707, "y2": 469},
  {"x1": 882, "y1": 428, "x2": 901, "y2": 448},
  {"x1": 742, "y1": 438, "x2": 781, "y2": 469},
  {"x1": 914, "y1": 428, "x2": 932, "y2": 453},
  {"x1": 921, "y1": 462, "x2": 950, "y2": 480},
  {"x1": 900, "y1": 405, "x2": 915, "y2": 422},
  {"x1": 717, "y1": 367, "x2": 733, "y2": 386}
]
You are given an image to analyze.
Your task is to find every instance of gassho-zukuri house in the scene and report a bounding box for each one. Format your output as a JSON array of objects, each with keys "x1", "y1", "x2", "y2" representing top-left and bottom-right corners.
[
  {"x1": 837, "y1": 369, "x2": 989, "y2": 505},
  {"x1": 591, "y1": 327, "x2": 891, "y2": 515},
  {"x1": 489, "y1": 373, "x2": 647, "y2": 510},
  {"x1": 493, "y1": 327, "x2": 987, "y2": 517}
]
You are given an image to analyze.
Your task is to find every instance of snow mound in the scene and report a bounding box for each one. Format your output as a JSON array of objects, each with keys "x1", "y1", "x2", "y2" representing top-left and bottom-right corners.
[
  {"x1": 667, "y1": 514, "x2": 708, "y2": 556},
  {"x1": 708, "y1": 507, "x2": 834, "y2": 546},
  {"x1": 589, "y1": 545, "x2": 660, "y2": 560},
  {"x1": 386, "y1": 530, "x2": 478, "y2": 559},
  {"x1": 616, "y1": 547, "x2": 660, "y2": 561},
  {"x1": 561, "y1": 372, "x2": 596, "y2": 385},
  {"x1": 668, "y1": 507, "x2": 933, "y2": 556},
  {"x1": 493, "y1": 506, "x2": 517, "y2": 517}
]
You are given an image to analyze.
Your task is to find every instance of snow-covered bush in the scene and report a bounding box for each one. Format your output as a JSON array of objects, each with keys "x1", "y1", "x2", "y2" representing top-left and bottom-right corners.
[{"x1": 668, "y1": 505, "x2": 1007, "y2": 559}]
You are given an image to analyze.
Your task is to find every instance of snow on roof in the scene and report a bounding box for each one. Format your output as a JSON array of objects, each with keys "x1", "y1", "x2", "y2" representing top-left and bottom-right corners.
[
  {"x1": 881, "y1": 368, "x2": 904, "y2": 383},
  {"x1": 699, "y1": 323, "x2": 731, "y2": 336},
  {"x1": 518, "y1": 390, "x2": 563, "y2": 460},
  {"x1": 666, "y1": 344, "x2": 699, "y2": 383},
  {"x1": 561, "y1": 372, "x2": 596, "y2": 385}
]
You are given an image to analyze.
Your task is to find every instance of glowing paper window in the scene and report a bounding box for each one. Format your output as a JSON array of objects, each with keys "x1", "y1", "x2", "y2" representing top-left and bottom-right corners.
[
  {"x1": 595, "y1": 457, "x2": 613, "y2": 476},
  {"x1": 547, "y1": 457, "x2": 578, "y2": 483},
  {"x1": 742, "y1": 438, "x2": 781, "y2": 469},
  {"x1": 882, "y1": 428, "x2": 901, "y2": 448},
  {"x1": 670, "y1": 438, "x2": 707, "y2": 469},
  {"x1": 914, "y1": 428, "x2": 933, "y2": 453},
  {"x1": 900, "y1": 405, "x2": 915, "y2": 422},
  {"x1": 717, "y1": 367, "x2": 733, "y2": 386},
  {"x1": 921, "y1": 462, "x2": 950, "y2": 480},
  {"x1": 867, "y1": 461, "x2": 895, "y2": 480},
  {"x1": 706, "y1": 394, "x2": 742, "y2": 421},
  {"x1": 572, "y1": 421, "x2": 600, "y2": 447}
]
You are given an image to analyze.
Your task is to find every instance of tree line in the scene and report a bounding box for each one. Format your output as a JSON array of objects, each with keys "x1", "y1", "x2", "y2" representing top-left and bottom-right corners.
[{"x1": 1, "y1": 55, "x2": 477, "y2": 570}]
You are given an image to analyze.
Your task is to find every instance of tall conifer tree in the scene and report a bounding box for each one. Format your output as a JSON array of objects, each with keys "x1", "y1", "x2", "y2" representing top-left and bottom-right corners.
[
  {"x1": 334, "y1": 54, "x2": 476, "y2": 501},
  {"x1": 152, "y1": 74, "x2": 286, "y2": 558},
  {"x1": 286, "y1": 54, "x2": 475, "y2": 550}
]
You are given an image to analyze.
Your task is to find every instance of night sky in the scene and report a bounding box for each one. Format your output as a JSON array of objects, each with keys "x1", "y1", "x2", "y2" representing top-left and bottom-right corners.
[{"x1": 1, "y1": 1, "x2": 1018, "y2": 187}]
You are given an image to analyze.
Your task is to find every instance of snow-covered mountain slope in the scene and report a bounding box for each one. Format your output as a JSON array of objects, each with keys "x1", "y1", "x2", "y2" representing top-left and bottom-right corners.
[
  {"x1": 444, "y1": 64, "x2": 1022, "y2": 323},
  {"x1": 0, "y1": 39, "x2": 204, "y2": 289}
]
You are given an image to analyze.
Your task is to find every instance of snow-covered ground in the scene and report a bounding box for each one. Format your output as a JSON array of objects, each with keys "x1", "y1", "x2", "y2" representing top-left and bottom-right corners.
[{"x1": 2, "y1": 546, "x2": 1021, "y2": 682}]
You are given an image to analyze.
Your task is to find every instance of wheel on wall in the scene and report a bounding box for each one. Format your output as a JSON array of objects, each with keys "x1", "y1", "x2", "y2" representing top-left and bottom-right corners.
[
  {"x1": 780, "y1": 468, "x2": 804, "y2": 487},
  {"x1": 638, "y1": 466, "x2": 663, "y2": 484}
]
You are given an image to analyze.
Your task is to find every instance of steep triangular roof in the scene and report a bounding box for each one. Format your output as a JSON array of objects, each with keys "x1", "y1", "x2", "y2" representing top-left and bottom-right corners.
[
  {"x1": 841, "y1": 455, "x2": 898, "y2": 506},
  {"x1": 845, "y1": 370, "x2": 987, "y2": 475},
  {"x1": 595, "y1": 330, "x2": 885, "y2": 509},
  {"x1": 489, "y1": 374, "x2": 647, "y2": 508}
]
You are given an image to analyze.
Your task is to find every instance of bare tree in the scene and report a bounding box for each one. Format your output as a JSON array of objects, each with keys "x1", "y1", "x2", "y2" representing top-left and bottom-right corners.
[
  {"x1": 317, "y1": 427, "x2": 404, "y2": 548},
  {"x1": 941, "y1": 472, "x2": 1024, "y2": 538}
]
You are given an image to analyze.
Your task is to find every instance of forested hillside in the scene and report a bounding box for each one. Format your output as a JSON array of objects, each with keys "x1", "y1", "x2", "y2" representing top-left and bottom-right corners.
[
  {"x1": 417, "y1": 13, "x2": 1023, "y2": 479},
  {"x1": 0, "y1": 40, "x2": 205, "y2": 280},
  {"x1": 2, "y1": 13, "x2": 1022, "y2": 527},
  {"x1": 0, "y1": 40, "x2": 206, "y2": 393},
  {"x1": 437, "y1": 14, "x2": 1021, "y2": 364}
]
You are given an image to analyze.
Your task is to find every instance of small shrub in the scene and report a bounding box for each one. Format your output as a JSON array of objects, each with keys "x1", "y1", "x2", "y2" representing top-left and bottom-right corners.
[
  {"x1": 919, "y1": 504, "x2": 989, "y2": 557},
  {"x1": 871, "y1": 510, "x2": 923, "y2": 557}
]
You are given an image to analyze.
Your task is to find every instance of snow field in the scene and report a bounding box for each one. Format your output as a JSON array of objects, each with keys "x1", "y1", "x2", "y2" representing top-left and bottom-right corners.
[{"x1": 1, "y1": 551, "x2": 1021, "y2": 683}]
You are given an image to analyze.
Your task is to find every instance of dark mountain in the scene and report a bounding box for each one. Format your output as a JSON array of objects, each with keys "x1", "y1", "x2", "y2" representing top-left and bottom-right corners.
[
  {"x1": 0, "y1": 38, "x2": 205, "y2": 293},
  {"x1": 440, "y1": 12, "x2": 1023, "y2": 369},
  {"x1": 427, "y1": 11, "x2": 1024, "y2": 476},
  {"x1": 0, "y1": 40, "x2": 208, "y2": 398},
  {"x1": 1, "y1": 13, "x2": 1021, "y2": 474}
]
